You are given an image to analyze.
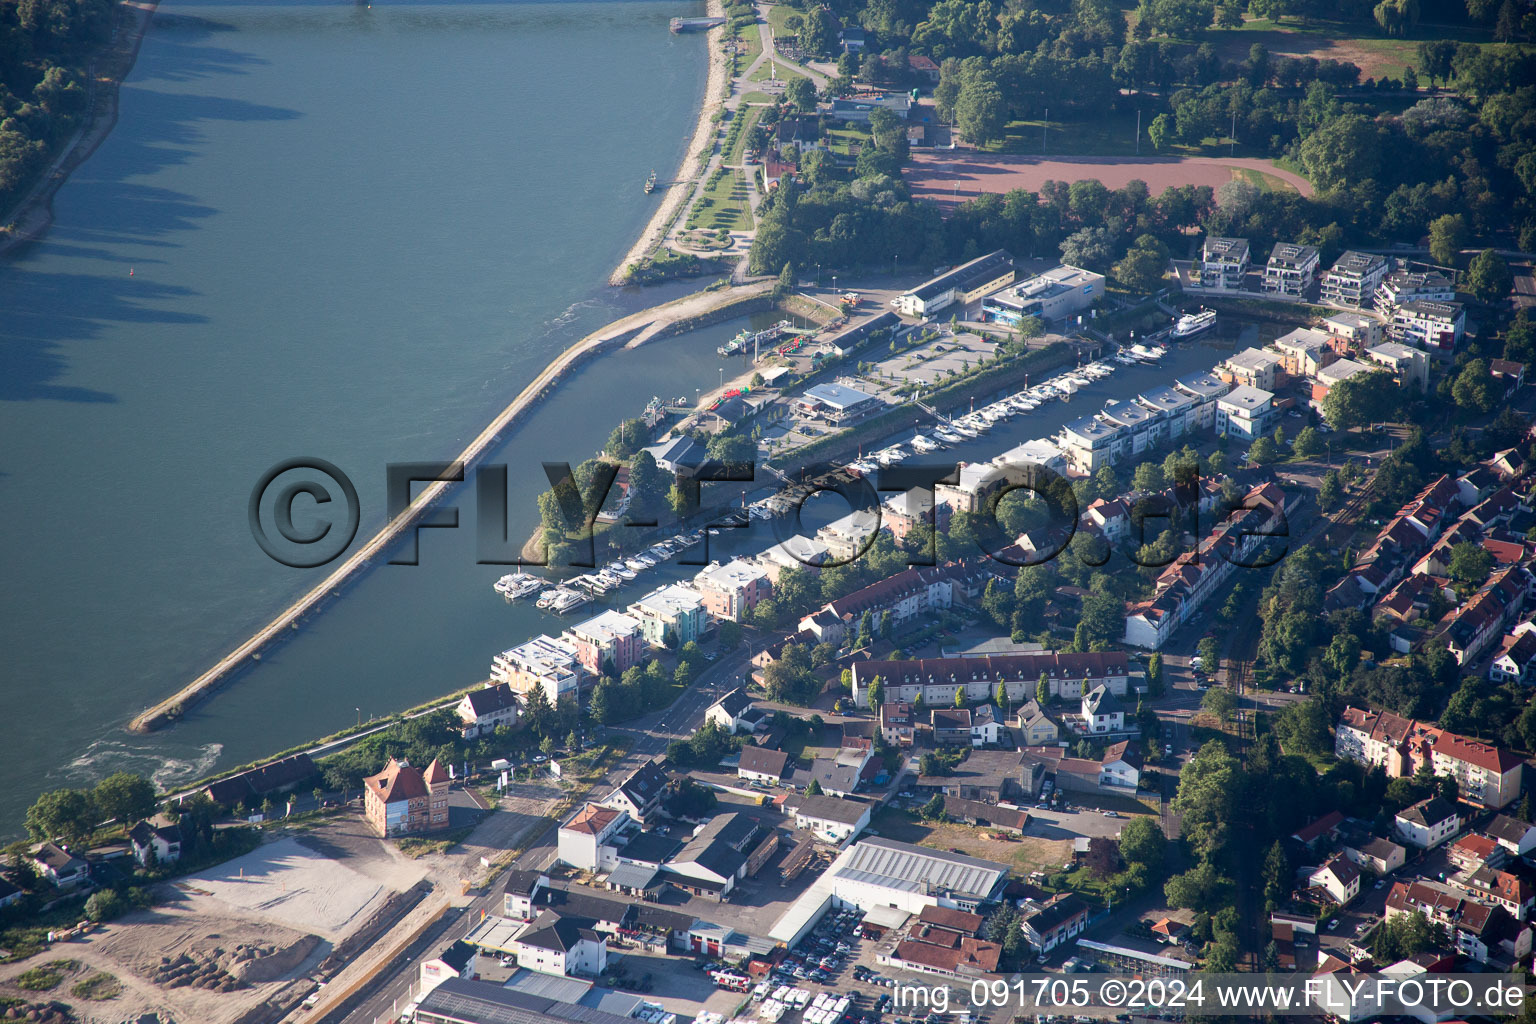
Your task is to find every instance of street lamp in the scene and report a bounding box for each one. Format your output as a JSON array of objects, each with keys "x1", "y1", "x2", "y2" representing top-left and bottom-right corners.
[
  {"x1": 355, "y1": 707, "x2": 361, "y2": 728},
  {"x1": 719, "y1": 366, "x2": 724, "y2": 389}
]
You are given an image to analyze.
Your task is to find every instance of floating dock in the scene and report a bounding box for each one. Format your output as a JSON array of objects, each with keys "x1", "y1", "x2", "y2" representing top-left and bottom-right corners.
[{"x1": 670, "y1": 16, "x2": 726, "y2": 31}]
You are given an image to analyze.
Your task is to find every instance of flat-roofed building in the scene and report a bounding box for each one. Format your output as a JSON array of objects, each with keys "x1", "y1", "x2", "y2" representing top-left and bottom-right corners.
[
  {"x1": 491, "y1": 634, "x2": 583, "y2": 705},
  {"x1": 795, "y1": 381, "x2": 884, "y2": 424},
  {"x1": 935, "y1": 462, "x2": 1004, "y2": 514},
  {"x1": 1376, "y1": 268, "x2": 1455, "y2": 310},
  {"x1": 563, "y1": 610, "x2": 643, "y2": 677},
  {"x1": 1061, "y1": 414, "x2": 1122, "y2": 473},
  {"x1": 979, "y1": 264, "x2": 1104, "y2": 326},
  {"x1": 1273, "y1": 327, "x2": 1335, "y2": 378},
  {"x1": 1264, "y1": 242, "x2": 1319, "y2": 296},
  {"x1": 1323, "y1": 310, "x2": 1382, "y2": 347},
  {"x1": 993, "y1": 438, "x2": 1067, "y2": 474},
  {"x1": 692, "y1": 558, "x2": 772, "y2": 622},
  {"x1": 1389, "y1": 299, "x2": 1466, "y2": 351},
  {"x1": 894, "y1": 250, "x2": 1016, "y2": 317},
  {"x1": 627, "y1": 584, "x2": 706, "y2": 647},
  {"x1": 1172, "y1": 371, "x2": 1233, "y2": 430},
  {"x1": 817, "y1": 508, "x2": 882, "y2": 562},
  {"x1": 1200, "y1": 237, "x2": 1250, "y2": 289},
  {"x1": 755, "y1": 534, "x2": 831, "y2": 580},
  {"x1": 1321, "y1": 251, "x2": 1390, "y2": 308},
  {"x1": 1099, "y1": 400, "x2": 1159, "y2": 459},
  {"x1": 1222, "y1": 347, "x2": 1280, "y2": 391},
  {"x1": 1137, "y1": 386, "x2": 1198, "y2": 439},
  {"x1": 1214, "y1": 384, "x2": 1275, "y2": 440}
]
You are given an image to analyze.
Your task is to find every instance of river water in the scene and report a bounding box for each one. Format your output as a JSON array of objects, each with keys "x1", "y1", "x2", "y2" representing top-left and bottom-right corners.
[
  {"x1": 0, "y1": 0, "x2": 712, "y2": 830},
  {"x1": 0, "y1": 0, "x2": 1242, "y2": 835}
]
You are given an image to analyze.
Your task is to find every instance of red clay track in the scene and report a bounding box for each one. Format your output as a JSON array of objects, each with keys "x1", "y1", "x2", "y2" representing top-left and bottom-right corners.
[{"x1": 907, "y1": 151, "x2": 1313, "y2": 210}]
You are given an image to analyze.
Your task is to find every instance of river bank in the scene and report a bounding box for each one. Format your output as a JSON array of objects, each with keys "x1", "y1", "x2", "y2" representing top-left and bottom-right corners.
[
  {"x1": 609, "y1": 0, "x2": 731, "y2": 286},
  {"x1": 0, "y1": 0, "x2": 159, "y2": 260}
]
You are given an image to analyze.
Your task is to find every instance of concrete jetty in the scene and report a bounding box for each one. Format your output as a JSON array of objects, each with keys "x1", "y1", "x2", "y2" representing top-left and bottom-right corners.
[{"x1": 127, "y1": 281, "x2": 777, "y2": 733}]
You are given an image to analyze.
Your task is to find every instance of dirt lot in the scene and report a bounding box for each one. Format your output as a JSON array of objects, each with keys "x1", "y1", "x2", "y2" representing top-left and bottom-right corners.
[
  {"x1": 872, "y1": 808, "x2": 1071, "y2": 875},
  {"x1": 906, "y1": 152, "x2": 1312, "y2": 211}
]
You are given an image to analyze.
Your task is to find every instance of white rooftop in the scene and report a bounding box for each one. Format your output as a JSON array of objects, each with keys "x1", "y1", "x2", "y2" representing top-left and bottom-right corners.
[
  {"x1": 1317, "y1": 357, "x2": 1374, "y2": 385},
  {"x1": 1225, "y1": 347, "x2": 1280, "y2": 371},
  {"x1": 1273, "y1": 327, "x2": 1331, "y2": 352},
  {"x1": 567, "y1": 609, "x2": 641, "y2": 644},
  {"x1": 498, "y1": 634, "x2": 579, "y2": 671},
  {"x1": 630, "y1": 583, "x2": 704, "y2": 618},
  {"x1": 1218, "y1": 384, "x2": 1274, "y2": 412},
  {"x1": 695, "y1": 558, "x2": 771, "y2": 591}
]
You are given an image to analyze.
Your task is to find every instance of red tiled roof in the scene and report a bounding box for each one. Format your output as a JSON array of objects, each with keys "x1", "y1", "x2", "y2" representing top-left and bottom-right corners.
[{"x1": 364, "y1": 758, "x2": 428, "y2": 804}]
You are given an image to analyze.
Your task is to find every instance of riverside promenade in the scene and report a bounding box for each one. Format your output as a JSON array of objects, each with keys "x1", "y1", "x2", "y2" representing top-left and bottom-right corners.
[{"x1": 128, "y1": 281, "x2": 776, "y2": 733}]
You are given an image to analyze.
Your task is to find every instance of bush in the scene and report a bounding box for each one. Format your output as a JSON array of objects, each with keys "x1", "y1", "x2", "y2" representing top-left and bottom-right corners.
[{"x1": 15, "y1": 963, "x2": 68, "y2": 990}]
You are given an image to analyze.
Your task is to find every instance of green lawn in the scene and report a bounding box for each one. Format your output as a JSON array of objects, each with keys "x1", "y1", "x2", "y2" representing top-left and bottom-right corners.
[
  {"x1": 734, "y1": 23, "x2": 763, "y2": 68},
  {"x1": 990, "y1": 109, "x2": 1275, "y2": 159},
  {"x1": 765, "y1": 2, "x2": 798, "y2": 37},
  {"x1": 741, "y1": 91, "x2": 776, "y2": 104},
  {"x1": 1231, "y1": 165, "x2": 1300, "y2": 192},
  {"x1": 1203, "y1": 15, "x2": 1513, "y2": 79},
  {"x1": 750, "y1": 56, "x2": 807, "y2": 84},
  {"x1": 826, "y1": 126, "x2": 870, "y2": 157},
  {"x1": 686, "y1": 169, "x2": 755, "y2": 233},
  {"x1": 725, "y1": 105, "x2": 764, "y2": 166}
]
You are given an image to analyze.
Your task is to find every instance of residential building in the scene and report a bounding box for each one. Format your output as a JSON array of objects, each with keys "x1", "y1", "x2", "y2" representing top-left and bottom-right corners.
[
  {"x1": 1012, "y1": 700, "x2": 1059, "y2": 746},
  {"x1": 627, "y1": 584, "x2": 706, "y2": 647},
  {"x1": 795, "y1": 381, "x2": 885, "y2": 425},
  {"x1": 1099, "y1": 741, "x2": 1142, "y2": 793},
  {"x1": 1200, "y1": 237, "x2": 1250, "y2": 289},
  {"x1": 508, "y1": 912, "x2": 608, "y2": 977},
  {"x1": 692, "y1": 559, "x2": 772, "y2": 622},
  {"x1": 1309, "y1": 854, "x2": 1361, "y2": 906},
  {"x1": 502, "y1": 869, "x2": 549, "y2": 920},
  {"x1": 808, "y1": 756, "x2": 863, "y2": 798},
  {"x1": 1263, "y1": 242, "x2": 1320, "y2": 296},
  {"x1": 0, "y1": 878, "x2": 20, "y2": 910},
  {"x1": 931, "y1": 708, "x2": 973, "y2": 746},
  {"x1": 1214, "y1": 384, "x2": 1275, "y2": 440},
  {"x1": 1342, "y1": 837, "x2": 1406, "y2": 877},
  {"x1": 1081, "y1": 684, "x2": 1124, "y2": 734},
  {"x1": 1389, "y1": 299, "x2": 1466, "y2": 350},
  {"x1": 738, "y1": 745, "x2": 790, "y2": 784},
  {"x1": 455, "y1": 683, "x2": 521, "y2": 739},
  {"x1": 1321, "y1": 251, "x2": 1390, "y2": 308},
  {"x1": 1376, "y1": 268, "x2": 1455, "y2": 310},
  {"x1": 793, "y1": 795, "x2": 872, "y2": 843},
  {"x1": 1395, "y1": 796, "x2": 1461, "y2": 849},
  {"x1": 884, "y1": 935, "x2": 1002, "y2": 978},
  {"x1": 491, "y1": 634, "x2": 583, "y2": 706},
  {"x1": 1172, "y1": 370, "x2": 1233, "y2": 430},
  {"x1": 362, "y1": 757, "x2": 449, "y2": 837},
  {"x1": 1020, "y1": 893, "x2": 1091, "y2": 951},
  {"x1": 894, "y1": 250, "x2": 1016, "y2": 317},
  {"x1": 600, "y1": 760, "x2": 671, "y2": 824},
  {"x1": 1323, "y1": 310, "x2": 1383, "y2": 347},
  {"x1": 978, "y1": 264, "x2": 1104, "y2": 326},
  {"x1": 1136, "y1": 386, "x2": 1199, "y2": 440},
  {"x1": 419, "y1": 941, "x2": 478, "y2": 997},
  {"x1": 127, "y1": 818, "x2": 183, "y2": 868},
  {"x1": 706, "y1": 688, "x2": 765, "y2": 735},
  {"x1": 1366, "y1": 342, "x2": 1429, "y2": 390},
  {"x1": 1272, "y1": 327, "x2": 1334, "y2": 378},
  {"x1": 641, "y1": 435, "x2": 706, "y2": 476},
  {"x1": 828, "y1": 93, "x2": 911, "y2": 122},
  {"x1": 801, "y1": 563, "x2": 967, "y2": 645},
  {"x1": 851, "y1": 650, "x2": 1130, "y2": 707},
  {"x1": 1060, "y1": 414, "x2": 1122, "y2": 473},
  {"x1": 1099, "y1": 400, "x2": 1159, "y2": 459},
  {"x1": 916, "y1": 749, "x2": 1028, "y2": 802},
  {"x1": 882, "y1": 487, "x2": 939, "y2": 544},
  {"x1": 1490, "y1": 630, "x2": 1536, "y2": 685},
  {"x1": 880, "y1": 702, "x2": 916, "y2": 746},
  {"x1": 30, "y1": 843, "x2": 88, "y2": 889},
  {"x1": 1336, "y1": 706, "x2": 1524, "y2": 810},
  {"x1": 817, "y1": 508, "x2": 882, "y2": 562},
  {"x1": 1488, "y1": 815, "x2": 1536, "y2": 857},
  {"x1": 935, "y1": 462, "x2": 1005, "y2": 514},
  {"x1": 1310, "y1": 358, "x2": 1377, "y2": 411},
  {"x1": 564, "y1": 610, "x2": 644, "y2": 676},
  {"x1": 557, "y1": 803, "x2": 631, "y2": 871},
  {"x1": 662, "y1": 812, "x2": 765, "y2": 899},
  {"x1": 1222, "y1": 348, "x2": 1280, "y2": 391}
]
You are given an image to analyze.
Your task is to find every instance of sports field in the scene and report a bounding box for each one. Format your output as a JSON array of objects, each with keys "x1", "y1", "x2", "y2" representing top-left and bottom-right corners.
[{"x1": 906, "y1": 151, "x2": 1311, "y2": 210}]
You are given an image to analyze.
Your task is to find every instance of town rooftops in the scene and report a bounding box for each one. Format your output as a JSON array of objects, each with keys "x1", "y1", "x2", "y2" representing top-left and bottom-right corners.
[
  {"x1": 1218, "y1": 384, "x2": 1273, "y2": 411},
  {"x1": 1274, "y1": 326, "x2": 1331, "y2": 353},
  {"x1": 857, "y1": 650, "x2": 1127, "y2": 687},
  {"x1": 1399, "y1": 298, "x2": 1464, "y2": 319},
  {"x1": 739, "y1": 745, "x2": 790, "y2": 777},
  {"x1": 796, "y1": 794, "x2": 871, "y2": 825},
  {"x1": 1138, "y1": 385, "x2": 1195, "y2": 415},
  {"x1": 809, "y1": 758, "x2": 862, "y2": 794},
  {"x1": 1174, "y1": 370, "x2": 1230, "y2": 400},
  {"x1": 801, "y1": 381, "x2": 879, "y2": 411},
  {"x1": 1267, "y1": 242, "x2": 1318, "y2": 268},
  {"x1": 1398, "y1": 796, "x2": 1458, "y2": 828},
  {"x1": 1292, "y1": 810, "x2": 1345, "y2": 845},
  {"x1": 504, "y1": 868, "x2": 547, "y2": 897},
  {"x1": 1325, "y1": 310, "x2": 1376, "y2": 331},
  {"x1": 364, "y1": 757, "x2": 435, "y2": 805},
  {"x1": 918, "y1": 904, "x2": 985, "y2": 935},
  {"x1": 1202, "y1": 237, "x2": 1250, "y2": 261},
  {"x1": 1082, "y1": 684, "x2": 1121, "y2": 718},
  {"x1": 712, "y1": 688, "x2": 755, "y2": 718},
  {"x1": 1064, "y1": 414, "x2": 1117, "y2": 442},
  {"x1": 1487, "y1": 815, "x2": 1535, "y2": 845},
  {"x1": 203, "y1": 752, "x2": 317, "y2": 806},
  {"x1": 562, "y1": 803, "x2": 622, "y2": 836},
  {"x1": 630, "y1": 583, "x2": 703, "y2": 618},
  {"x1": 1329, "y1": 251, "x2": 1389, "y2": 278},
  {"x1": 611, "y1": 760, "x2": 670, "y2": 810},
  {"x1": 831, "y1": 837, "x2": 1009, "y2": 900},
  {"x1": 464, "y1": 684, "x2": 522, "y2": 718},
  {"x1": 567, "y1": 609, "x2": 641, "y2": 645},
  {"x1": 415, "y1": 977, "x2": 643, "y2": 1024},
  {"x1": 33, "y1": 842, "x2": 86, "y2": 873},
  {"x1": 518, "y1": 911, "x2": 602, "y2": 953},
  {"x1": 1226, "y1": 347, "x2": 1280, "y2": 373},
  {"x1": 904, "y1": 250, "x2": 1014, "y2": 302}
]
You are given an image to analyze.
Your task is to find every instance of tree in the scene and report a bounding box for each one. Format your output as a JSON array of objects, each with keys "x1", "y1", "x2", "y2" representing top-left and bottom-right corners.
[
  {"x1": 1323, "y1": 370, "x2": 1396, "y2": 430},
  {"x1": 84, "y1": 889, "x2": 126, "y2": 923},
  {"x1": 805, "y1": 778, "x2": 823, "y2": 796},
  {"x1": 93, "y1": 772, "x2": 157, "y2": 826},
  {"x1": 1247, "y1": 436, "x2": 1278, "y2": 464},
  {"x1": 954, "y1": 687, "x2": 967, "y2": 708},
  {"x1": 1059, "y1": 227, "x2": 1115, "y2": 272},
  {"x1": 920, "y1": 794, "x2": 946, "y2": 820},
  {"x1": 1451, "y1": 359, "x2": 1498, "y2": 414},
  {"x1": 1036, "y1": 672, "x2": 1051, "y2": 704},
  {"x1": 1262, "y1": 841, "x2": 1291, "y2": 906},
  {"x1": 785, "y1": 76, "x2": 818, "y2": 113},
  {"x1": 1117, "y1": 815, "x2": 1167, "y2": 873},
  {"x1": 956, "y1": 74, "x2": 1007, "y2": 147},
  {"x1": 718, "y1": 619, "x2": 743, "y2": 651},
  {"x1": 778, "y1": 261, "x2": 795, "y2": 292},
  {"x1": 797, "y1": 5, "x2": 836, "y2": 56},
  {"x1": 1114, "y1": 245, "x2": 1167, "y2": 296},
  {"x1": 1075, "y1": 592, "x2": 1125, "y2": 652},
  {"x1": 1319, "y1": 470, "x2": 1342, "y2": 509},
  {"x1": 1428, "y1": 213, "x2": 1467, "y2": 266},
  {"x1": 867, "y1": 674, "x2": 884, "y2": 708},
  {"x1": 1132, "y1": 462, "x2": 1166, "y2": 492},
  {"x1": 1198, "y1": 635, "x2": 1220, "y2": 675},
  {"x1": 1448, "y1": 541, "x2": 1494, "y2": 587},
  {"x1": 1298, "y1": 113, "x2": 1384, "y2": 190},
  {"x1": 1201, "y1": 686, "x2": 1236, "y2": 723},
  {"x1": 1147, "y1": 113, "x2": 1171, "y2": 151},
  {"x1": 1466, "y1": 249, "x2": 1513, "y2": 303},
  {"x1": 605, "y1": 418, "x2": 647, "y2": 460},
  {"x1": 995, "y1": 679, "x2": 1010, "y2": 714},
  {"x1": 25, "y1": 788, "x2": 96, "y2": 846},
  {"x1": 1292, "y1": 426, "x2": 1322, "y2": 460}
]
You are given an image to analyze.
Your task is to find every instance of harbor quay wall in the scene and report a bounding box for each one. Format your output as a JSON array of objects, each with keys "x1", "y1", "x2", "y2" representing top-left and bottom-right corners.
[{"x1": 128, "y1": 282, "x2": 776, "y2": 733}]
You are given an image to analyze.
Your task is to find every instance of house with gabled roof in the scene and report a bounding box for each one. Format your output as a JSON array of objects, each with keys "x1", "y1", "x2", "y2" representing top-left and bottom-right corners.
[
  {"x1": 1395, "y1": 797, "x2": 1461, "y2": 849},
  {"x1": 456, "y1": 682, "x2": 521, "y2": 739},
  {"x1": 363, "y1": 757, "x2": 449, "y2": 837},
  {"x1": 601, "y1": 759, "x2": 672, "y2": 824}
]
